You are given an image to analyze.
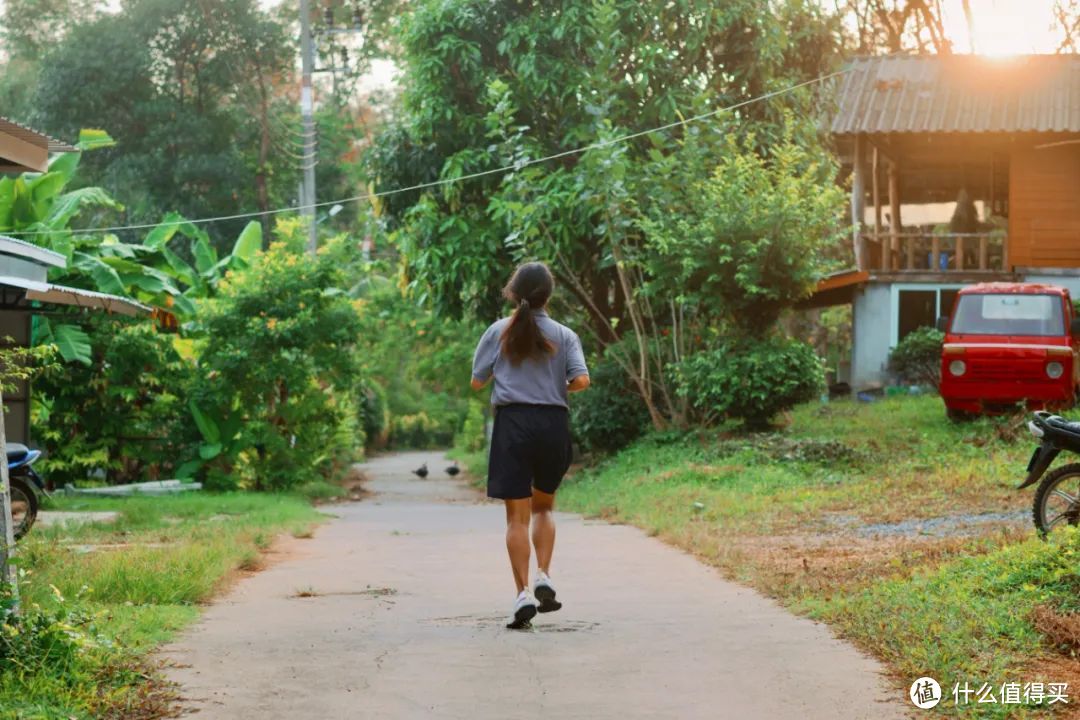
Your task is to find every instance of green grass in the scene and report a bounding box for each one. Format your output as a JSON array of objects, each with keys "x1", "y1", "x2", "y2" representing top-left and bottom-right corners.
[
  {"x1": 543, "y1": 395, "x2": 1077, "y2": 717},
  {"x1": 799, "y1": 530, "x2": 1080, "y2": 718},
  {"x1": 294, "y1": 479, "x2": 351, "y2": 502},
  {"x1": 1, "y1": 492, "x2": 322, "y2": 719}
]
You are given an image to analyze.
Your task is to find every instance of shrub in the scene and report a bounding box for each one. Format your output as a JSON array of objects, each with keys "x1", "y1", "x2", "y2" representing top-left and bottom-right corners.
[
  {"x1": 889, "y1": 327, "x2": 944, "y2": 390},
  {"x1": 390, "y1": 411, "x2": 450, "y2": 448},
  {"x1": 455, "y1": 399, "x2": 488, "y2": 453},
  {"x1": 0, "y1": 587, "x2": 119, "y2": 706},
  {"x1": 359, "y1": 380, "x2": 390, "y2": 448},
  {"x1": 193, "y1": 232, "x2": 366, "y2": 490},
  {"x1": 34, "y1": 320, "x2": 197, "y2": 487},
  {"x1": 675, "y1": 336, "x2": 823, "y2": 429},
  {"x1": 571, "y1": 351, "x2": 651, "y2": 453}
]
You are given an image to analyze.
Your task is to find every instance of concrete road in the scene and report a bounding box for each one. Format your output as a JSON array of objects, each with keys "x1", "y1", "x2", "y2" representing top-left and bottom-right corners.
[{"x1": 164, "y1": 451, "x2": 906, "y2": 719}]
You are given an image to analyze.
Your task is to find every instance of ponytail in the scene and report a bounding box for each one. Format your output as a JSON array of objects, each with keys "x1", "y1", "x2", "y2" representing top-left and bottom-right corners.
[{"x1": 500, "y1": 263, "x2": 555, "y2": 365}]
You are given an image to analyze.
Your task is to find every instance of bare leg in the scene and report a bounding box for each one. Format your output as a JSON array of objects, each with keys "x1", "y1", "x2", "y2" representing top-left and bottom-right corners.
[
  {"x1": 504, "y1": 498, "x2": 531, "y2": 593},
  {"x1": 531, "y1": 488, "x2": 556, "y2": 574}
]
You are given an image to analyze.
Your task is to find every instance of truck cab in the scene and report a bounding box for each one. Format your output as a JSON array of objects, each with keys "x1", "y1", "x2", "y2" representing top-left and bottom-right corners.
[{"x1": 938, "y1": 283, "x2": 1080, "y2": 419}]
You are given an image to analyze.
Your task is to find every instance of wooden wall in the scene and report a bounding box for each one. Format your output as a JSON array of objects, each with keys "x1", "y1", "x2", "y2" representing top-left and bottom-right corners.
[{"x1": 1009, "y1": 142, "x2": 1080, "y2": 268}]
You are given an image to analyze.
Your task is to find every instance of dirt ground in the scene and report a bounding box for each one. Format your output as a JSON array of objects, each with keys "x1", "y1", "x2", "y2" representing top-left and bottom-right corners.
[{"x1": 163, "y1": 451, "x2": 907, "y2": 719}]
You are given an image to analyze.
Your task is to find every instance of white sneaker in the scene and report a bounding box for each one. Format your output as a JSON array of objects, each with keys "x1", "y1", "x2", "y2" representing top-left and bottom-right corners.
[
  {"x1": 533, "y1": 571, "x2": 562, "y2": 614},
  {"x1": 506, "y1": 590, "x2": 538, "y2": 629}
]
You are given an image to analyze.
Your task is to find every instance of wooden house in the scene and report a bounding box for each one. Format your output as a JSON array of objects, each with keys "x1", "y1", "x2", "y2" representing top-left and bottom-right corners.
[{"x1": 812, "y1": 54, "x2": 1080, "y2": 388}]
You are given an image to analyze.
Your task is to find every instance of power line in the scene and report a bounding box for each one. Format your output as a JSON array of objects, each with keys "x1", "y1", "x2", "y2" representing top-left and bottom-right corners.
[{"x1": 15, "y1": 69, "x2": 847, "y2": 238}]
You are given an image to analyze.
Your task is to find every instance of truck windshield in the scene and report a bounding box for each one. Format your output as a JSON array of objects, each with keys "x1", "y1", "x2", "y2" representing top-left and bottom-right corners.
[{"x1": 950, "y1": 293, "x2": 1065, "y2": 336}]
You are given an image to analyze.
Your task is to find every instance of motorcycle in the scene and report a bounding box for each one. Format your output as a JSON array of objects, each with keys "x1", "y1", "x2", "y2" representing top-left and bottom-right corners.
[
  {"x1": 1021, "y1": 411, "x2": 1080, "y2": 535},
  {"x1": 5, "y1": 443, "x2": 46, "y2": 541}
]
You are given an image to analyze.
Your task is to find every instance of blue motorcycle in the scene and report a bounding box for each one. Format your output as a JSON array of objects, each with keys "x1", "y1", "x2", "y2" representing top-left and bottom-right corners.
[{"x1": 6, "y1": 443, "x2": 45, "y2": 541}]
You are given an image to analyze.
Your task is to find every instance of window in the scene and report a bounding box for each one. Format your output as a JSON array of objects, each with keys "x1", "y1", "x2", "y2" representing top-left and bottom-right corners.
[
  {"x1": 950, "y1": 294, "x2": 1064, "y2": 336},
  {"x1": 893, "y1": 286, "x2": 963, "y2": 346},
  {"x1": 898, "y1": 290, "x2": 937, "y2": 342}
]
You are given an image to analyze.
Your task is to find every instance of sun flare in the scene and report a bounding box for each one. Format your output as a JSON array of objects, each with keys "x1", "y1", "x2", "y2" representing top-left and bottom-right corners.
[{"x1": 941, "y1": 0, "x2": 1062, "y2": 56}]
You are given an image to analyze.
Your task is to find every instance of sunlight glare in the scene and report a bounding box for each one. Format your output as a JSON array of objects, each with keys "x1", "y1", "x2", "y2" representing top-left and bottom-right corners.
[{"x1": 942, "y1": 0, "x2": 1061, "y2": 56}]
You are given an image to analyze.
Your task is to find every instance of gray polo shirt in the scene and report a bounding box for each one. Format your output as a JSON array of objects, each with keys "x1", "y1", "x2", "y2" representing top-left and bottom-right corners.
[{"x1": 472, "y1": 310, "x2": 589, "y2": 408}]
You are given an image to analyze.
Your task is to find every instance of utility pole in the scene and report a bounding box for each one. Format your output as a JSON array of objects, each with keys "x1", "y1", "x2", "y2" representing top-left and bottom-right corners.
[
  {"x1": 298, "y1": 2, "x2": 365, "y2": 257},
  {"x1": 0, "y1": 390, "x2": 18, "y2": 612},
  {"x1": 299, "y1": 0, "x2": 319, "y2": 256}
]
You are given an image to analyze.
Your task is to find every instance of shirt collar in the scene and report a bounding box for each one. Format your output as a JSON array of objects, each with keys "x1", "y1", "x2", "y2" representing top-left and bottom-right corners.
[{"x1": 531, "y1": 309, "x2": 549, "y2": 317}]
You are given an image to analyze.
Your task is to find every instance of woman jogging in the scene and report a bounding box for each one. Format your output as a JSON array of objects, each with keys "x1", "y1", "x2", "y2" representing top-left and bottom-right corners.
[{"x1": 471, "y1": 261, "x2": 590, "y2": 629}]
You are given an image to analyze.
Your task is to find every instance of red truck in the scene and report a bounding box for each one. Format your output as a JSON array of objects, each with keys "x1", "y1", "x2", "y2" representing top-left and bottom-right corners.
[{"x1": 938, "y1": 283, "x2": 1080, "y2": 420}]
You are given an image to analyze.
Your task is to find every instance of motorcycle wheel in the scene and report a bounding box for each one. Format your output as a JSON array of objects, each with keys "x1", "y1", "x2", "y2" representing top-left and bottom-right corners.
[
  {"x1": 1033, "y1": 462, "x2": 1080, "y2": 537},
  {"x1": 8, "y1": 476, "x2": 38, "y2": 541}
]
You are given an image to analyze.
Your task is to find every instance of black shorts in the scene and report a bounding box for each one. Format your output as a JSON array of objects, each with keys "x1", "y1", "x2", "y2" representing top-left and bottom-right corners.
[{"x1": 487, "y1": 404, "x2": 572, "y2": 500}]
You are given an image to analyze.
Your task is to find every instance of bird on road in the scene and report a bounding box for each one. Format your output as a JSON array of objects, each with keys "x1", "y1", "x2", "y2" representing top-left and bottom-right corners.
[
  {"x1": 446, "y1": 462, "x2": 460, "y2": 477},
  {"x1": 412, "y1": 463, "x2": 429, "y2": 479}
]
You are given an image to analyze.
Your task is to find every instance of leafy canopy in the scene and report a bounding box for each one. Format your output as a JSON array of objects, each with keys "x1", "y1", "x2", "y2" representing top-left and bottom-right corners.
[{"x1": 368, "y1": 0, "x2": 841, "y2": 331}]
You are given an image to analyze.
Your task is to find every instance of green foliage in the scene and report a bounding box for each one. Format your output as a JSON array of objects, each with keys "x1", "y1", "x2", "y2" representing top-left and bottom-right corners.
[
  {"x1": 193, "y1": 228, "x2": 365, "y2": 489},
  {"x1": 30, "y1": 0, "x2": 296, "y2": 245},
  {"x1": 454, "y1": 400, "x2": 488, "y2": 453},
  {"x1": 34, "y1": 320, "x2": 196, "y2": 486},
  {"x1": 676, "y1": 336, "x2": 824, "y2": 428},
  {"x1": 570, "y1": 350, "x2": 650, "y2": 454},
  {"x1": 639, "y1": 129, "x2": 845, "y2": 334},
  {"x1": 0, "y1": 586, "x2": 129, "y2": 720},
  {"x1": 369, "y1": 0, "x2": 841, "y2": 329},
  {"x1": 390, "y1": 411, "x2": 452, "y2": 449},
  {"x1": 358, "y1": 380, "x2": 390, "y2": 448},
  {"x1": 889, "y1": 327, "x2": 944, "y2": 390},
  {"x1": 355, "y1": 282, "x2": 479, "y2": 448}
]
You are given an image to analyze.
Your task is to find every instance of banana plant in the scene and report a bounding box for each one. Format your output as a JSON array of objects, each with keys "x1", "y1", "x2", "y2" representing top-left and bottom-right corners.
[
  {"x1": 176, "y1": 398, "x2": 247, "y2": 480},
  {"x1": 0, "y1": 129, "x2": 264, "y2": 364}
]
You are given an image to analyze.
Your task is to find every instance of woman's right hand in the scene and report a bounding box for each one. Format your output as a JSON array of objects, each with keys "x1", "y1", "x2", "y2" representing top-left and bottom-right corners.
[{"x1": 567, "y1": 375, "x2": 591, "y2": 393}]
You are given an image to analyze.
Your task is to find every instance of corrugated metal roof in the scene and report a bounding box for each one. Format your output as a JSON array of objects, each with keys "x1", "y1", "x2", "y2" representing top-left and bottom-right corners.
[
  {"x1": 0, "y1": 273, "x2": 150, "y2": 316},
  {"x1": 0, "y1": 235, "x2": 149, "y2": 315},
  {"x1": 0, "y1": 116, "x2": 77, "y2": 152},
  {"x1": 832, "y1": 55, "x2": 1080, "y2": 135},
  {"x1": 0, "y1": 236, "x2": 66, "y2": 268}
]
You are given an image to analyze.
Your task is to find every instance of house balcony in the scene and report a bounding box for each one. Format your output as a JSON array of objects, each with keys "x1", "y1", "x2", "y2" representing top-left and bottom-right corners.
[{"x1": 859, "y1": 230, "x2": 1010, "y2": 279}]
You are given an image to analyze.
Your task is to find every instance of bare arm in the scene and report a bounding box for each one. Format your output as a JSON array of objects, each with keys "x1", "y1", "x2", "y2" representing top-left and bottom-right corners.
[
  {"x1": 471, "y1": 375, "x2": 491, "y2": 392},
  {"x1": 568, "y1": 374, "x2": 591, "y2": 393}
]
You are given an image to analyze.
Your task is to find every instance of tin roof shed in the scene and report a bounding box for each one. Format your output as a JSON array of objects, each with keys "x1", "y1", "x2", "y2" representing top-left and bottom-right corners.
[{"x1": 832, "y1": 55, "x2": 1080, "y2": 135}]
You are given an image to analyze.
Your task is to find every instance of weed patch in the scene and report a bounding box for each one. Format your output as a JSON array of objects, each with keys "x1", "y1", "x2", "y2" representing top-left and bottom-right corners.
[{"x1": 1, "y1": 492, "x2": 322, "y2": 718}]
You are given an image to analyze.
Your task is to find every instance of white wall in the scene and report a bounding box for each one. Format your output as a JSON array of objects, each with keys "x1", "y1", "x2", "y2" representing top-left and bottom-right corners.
[
  {"x1": 851, "y1": 283, "x2": 893, "y2": 388},
  {"x1": 1020, "y1": 271, "x2": 1080, "y2": 298}
]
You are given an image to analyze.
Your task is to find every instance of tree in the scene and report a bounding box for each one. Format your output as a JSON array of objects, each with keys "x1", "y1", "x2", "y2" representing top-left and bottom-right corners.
[
  {"x1": 837, "y1": 0, "x2": 952, "y2": 54},
  {"x1": 194, "y1": 224, "x2": 366, "y2": 490},
  {"x1": 0, "y1": 130, "x2": 262, "y2": 363},
  {"x1": 639, "y1": 129, "x2": 846, "y2": 338},
  {"x1": 31, "y1": 0, "x2": 296, "y2": 247},
  {"x1": 369, "y1": 0, "x2": 839, "y2": 324},
  {"x1": 368, "y1": 0, "x2": 842, "y2": 427}
]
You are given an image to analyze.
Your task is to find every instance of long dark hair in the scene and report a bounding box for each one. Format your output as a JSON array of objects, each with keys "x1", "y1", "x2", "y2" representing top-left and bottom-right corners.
[{"x1": 500, "y1": 262, "x2": 555, "y2": 365}]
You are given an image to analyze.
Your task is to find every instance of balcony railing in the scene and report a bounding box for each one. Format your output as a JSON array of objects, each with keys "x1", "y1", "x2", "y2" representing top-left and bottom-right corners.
[{"x1": 860, "y1": 231, "x2": 1007, "y2": 273}]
